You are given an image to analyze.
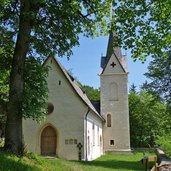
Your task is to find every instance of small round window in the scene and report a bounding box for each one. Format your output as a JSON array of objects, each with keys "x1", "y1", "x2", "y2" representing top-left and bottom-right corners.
[{"x1": 47, "y1": 102, "x2": 54, "y2": 114}]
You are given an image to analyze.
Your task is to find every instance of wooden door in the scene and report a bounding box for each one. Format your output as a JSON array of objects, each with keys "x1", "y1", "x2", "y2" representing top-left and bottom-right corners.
[{"x1": 41, "y1": 126, "x2": 56, "y2": 156}]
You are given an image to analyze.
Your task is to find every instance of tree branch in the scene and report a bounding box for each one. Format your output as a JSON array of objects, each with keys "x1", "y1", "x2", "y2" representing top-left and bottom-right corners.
[
  {"x1": 68, "y1": 4, "x2": 102, "y2": 20},
  {"x1": 82, "y1": 0, "x2": 97, "y2": 15}
]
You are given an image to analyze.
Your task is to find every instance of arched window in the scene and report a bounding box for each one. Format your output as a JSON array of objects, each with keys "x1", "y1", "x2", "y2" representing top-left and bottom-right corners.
[
  {"x1": 107, "y1": 114, "x2": 111, "y2": 127},
  {"x1": 109, "y1": 82, "x2": 118, "y2": 101}
]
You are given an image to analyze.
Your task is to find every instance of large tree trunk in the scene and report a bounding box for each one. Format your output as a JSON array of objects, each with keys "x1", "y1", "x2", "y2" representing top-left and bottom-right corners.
[{"x1": 4, "y1": 0, "x2": 33, "y2": 155}]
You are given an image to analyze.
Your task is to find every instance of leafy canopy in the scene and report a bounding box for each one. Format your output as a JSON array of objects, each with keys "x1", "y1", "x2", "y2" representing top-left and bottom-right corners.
[
  {"x1": 0, "y1": 0, "x2": 111, "y2": 59},
  {"x1": 113, "y1": 0, "x2": 171, "y2": 60},
  {"x1": 22, "y1": 57, "x2": 48, "y2": 121},
  {"x1": 1, "y1": 0, "x2": 170, "y2": 60},
  {"x1": 143, "y1": 51, "x2": 171, "y2": 104}
]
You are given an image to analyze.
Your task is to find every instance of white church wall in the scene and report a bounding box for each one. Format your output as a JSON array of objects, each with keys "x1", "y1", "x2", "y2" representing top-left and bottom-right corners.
[{"x1": 85, "y1": 112, "x2": 103, "y2": 161}]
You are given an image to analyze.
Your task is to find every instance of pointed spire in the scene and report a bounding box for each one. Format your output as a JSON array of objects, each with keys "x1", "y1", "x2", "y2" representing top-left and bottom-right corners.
[
  {"x1": 106, "y1": 31, "x2": 122, "y2": 59},
  {"x1": 106, "y1": 9, "x2": 122, "y2": 59},
  {"x1": 101, "y1": 31, "x2": 128, "y2": 72},
  {"x1": 101, "y1": 11, "x2": 128, "y2": 72},
  {"x1": 101, "y1": 31, "x2": 123, "y2": 70}
]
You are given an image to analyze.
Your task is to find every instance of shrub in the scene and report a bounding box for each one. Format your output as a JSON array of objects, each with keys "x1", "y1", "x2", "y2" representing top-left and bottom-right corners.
[{"x1": 156, "y1": 134, "x2": 171, "y2": 158}]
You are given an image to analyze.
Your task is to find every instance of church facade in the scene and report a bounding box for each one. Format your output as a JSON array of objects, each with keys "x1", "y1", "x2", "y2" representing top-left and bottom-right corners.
[{"x1": 23, "y1": 34, "x2": 130, "y2": 161}]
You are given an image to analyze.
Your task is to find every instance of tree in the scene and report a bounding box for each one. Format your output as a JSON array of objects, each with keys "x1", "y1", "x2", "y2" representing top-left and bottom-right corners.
[
  {"x1": 143, "y1": 51, "x2": 171, "y2": 104},
  {"x1": 129, "y1": 83, "x2": 137, "y2": 94},
  {"x1": 129, "y1": 88, "x2": 170, "y2": 147}
]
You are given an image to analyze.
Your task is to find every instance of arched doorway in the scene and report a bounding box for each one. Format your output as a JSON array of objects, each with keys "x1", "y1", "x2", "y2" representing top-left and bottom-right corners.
[{"x1": 41, "y1": 126, "x2": 57, "y2": 156}]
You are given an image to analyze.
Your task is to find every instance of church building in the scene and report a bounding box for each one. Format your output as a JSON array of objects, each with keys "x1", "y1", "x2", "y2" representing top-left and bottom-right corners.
[{"x1": 23, "y1": 32, "x2": 130, "y2": 161}]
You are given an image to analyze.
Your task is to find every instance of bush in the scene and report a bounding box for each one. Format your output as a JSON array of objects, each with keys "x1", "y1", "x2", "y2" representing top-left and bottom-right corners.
[
  {"x1": 156, "y1": 134, "x2": 171, "y2": 158},
  {"x1": 25, "y1": 151, "x2": 43, "y2": 164}
]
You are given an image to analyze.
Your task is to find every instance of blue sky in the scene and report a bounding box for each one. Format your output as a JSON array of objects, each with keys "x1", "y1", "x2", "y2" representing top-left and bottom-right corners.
[{"x1": 58, "y1": 35, "x2": 151, "y2": 90}]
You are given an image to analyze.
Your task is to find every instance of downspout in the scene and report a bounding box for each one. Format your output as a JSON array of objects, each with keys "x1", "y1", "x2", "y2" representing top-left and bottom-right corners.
[{"x1": 85, "y1": 108, "x2": 90, "y2": 161}]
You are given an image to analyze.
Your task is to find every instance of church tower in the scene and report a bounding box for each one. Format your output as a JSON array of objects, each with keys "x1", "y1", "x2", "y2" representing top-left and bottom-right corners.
[{"x1": 100, "y1": 32, "x2": 130, "y2": 152}]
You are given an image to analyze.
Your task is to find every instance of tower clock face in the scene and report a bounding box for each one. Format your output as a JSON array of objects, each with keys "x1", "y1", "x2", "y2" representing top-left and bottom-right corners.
[{"x1": 110, "y1": 62, "x2": 116, "y2": 68}]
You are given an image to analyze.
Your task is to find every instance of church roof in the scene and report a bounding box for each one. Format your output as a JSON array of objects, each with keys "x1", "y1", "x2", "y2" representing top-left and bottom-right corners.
[
  {"x1": 100, "y1": 31, "x2": 128, "y2": 74},
  {"x1": 44, "y1": 56, "x2": 105, "y2": 121}
]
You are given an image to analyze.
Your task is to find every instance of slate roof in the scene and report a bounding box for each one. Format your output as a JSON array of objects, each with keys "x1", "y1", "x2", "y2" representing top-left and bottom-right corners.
[
  {"x1": 90, "y1": 100, "x2": 100, "y2": 114},
  {"x1": 44, "y1": 56, "x2": 105, "y2": 121},
  {"x1": 101, "y1": 56, "x2": 109, "y2": 69}
]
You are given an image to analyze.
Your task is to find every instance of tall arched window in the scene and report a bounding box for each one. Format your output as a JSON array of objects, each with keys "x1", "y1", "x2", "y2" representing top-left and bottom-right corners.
[{"x1": 107, "y1": 114, "x2": 111, "y2": 127}]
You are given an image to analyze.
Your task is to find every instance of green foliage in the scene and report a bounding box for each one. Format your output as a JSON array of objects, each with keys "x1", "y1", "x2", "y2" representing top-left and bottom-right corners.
[
  {"x1": 22, "y1": 57, "x2": 48, "y2": 121},
  {"x1": 81, "y1": 85, "x2": 100, "y2": 100},
  {"x1": 156, "y1": 134, "x2": 171, "y2": 158},
  {"x1": 0, "y1": 27, "x2": 13, "y2": 123},
  {"x1": 2, "y1": 1, "x2": 170, "y2": 60},
  {"x1": 25, "y1": 151, "x2": 43, "y2": 165},
  {"x1": 113, "y1": 0, "x2": 171, "y2": 60},
  {"x1": 0, "y1": 1, "x2": 111, "y2": 59},
  {"x1": 143, "y1": 51, "x2": 171, "y2": 104},
  {"x1": 0, "y1": 54, "x2": 49, "y2": 122},
  {"x1": 129, "y1": 87, "x2": 170, "y2": 147},
  {"x1": 129, "y1": 83, "x2": 137, "y2": 94},
  {"x1": 0, "y1": 27, "x2": 13, "y2": 102}
]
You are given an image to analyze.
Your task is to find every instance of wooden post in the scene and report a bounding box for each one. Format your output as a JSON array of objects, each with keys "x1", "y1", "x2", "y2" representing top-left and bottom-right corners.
[
  {"x1": 141, "y1": 156, "x2": 157, "y2": 171},
  {"x1": 145, "y1": 157, "x2": 148, "y2": 171}
]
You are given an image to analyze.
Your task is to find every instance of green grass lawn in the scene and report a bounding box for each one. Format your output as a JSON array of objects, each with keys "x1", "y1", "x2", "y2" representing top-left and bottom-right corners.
[{"x1": 0, "y1": 151, "x2": 155, "y2": 171}]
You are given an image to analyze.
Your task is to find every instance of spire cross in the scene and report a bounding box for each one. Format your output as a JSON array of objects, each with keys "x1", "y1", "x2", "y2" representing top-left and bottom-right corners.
[{"x1": 110, "y1": 62, "x2": 116, "y2": 68}]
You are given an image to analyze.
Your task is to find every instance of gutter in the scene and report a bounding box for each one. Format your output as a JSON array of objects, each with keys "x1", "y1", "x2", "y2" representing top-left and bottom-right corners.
[{"x1": 85, "y1": 108, "x2": 90, "y2": 161}]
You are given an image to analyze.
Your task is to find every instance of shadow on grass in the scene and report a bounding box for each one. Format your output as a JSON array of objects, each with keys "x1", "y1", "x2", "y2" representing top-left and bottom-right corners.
[
  {"x1": 80, "y1": 160, "x2": 145, "y2": 171},
  {"x1": 0, "y1": 152, "x2": 39, "y2": 171}
]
